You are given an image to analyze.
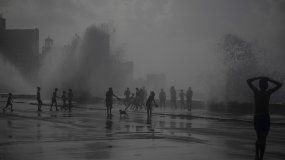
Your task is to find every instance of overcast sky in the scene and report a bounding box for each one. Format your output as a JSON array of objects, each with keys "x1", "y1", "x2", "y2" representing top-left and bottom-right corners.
[{"x1": 1, "y1": 0, "x2": 285, "y2": 91}]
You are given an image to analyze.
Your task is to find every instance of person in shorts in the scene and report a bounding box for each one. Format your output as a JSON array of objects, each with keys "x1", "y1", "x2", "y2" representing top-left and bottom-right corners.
[{"x1": 247, "y1": 76, "x2": 282, "y2": 160}]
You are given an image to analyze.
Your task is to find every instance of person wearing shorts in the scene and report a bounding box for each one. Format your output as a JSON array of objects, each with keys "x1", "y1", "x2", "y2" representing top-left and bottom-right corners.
[{"x1": 247, "y1": 76, "x2": 282, "y2": 160}]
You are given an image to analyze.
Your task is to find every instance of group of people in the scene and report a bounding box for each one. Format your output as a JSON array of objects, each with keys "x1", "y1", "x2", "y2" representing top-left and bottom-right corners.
[
  {"x1": 167, "y1": 86, "x2": 193, "y2": 111},
  {"x1": 2, "y1": 87, "x2": 73, "y2": 113},
  {"x1": 48, "y1": 87, "x2": 73, "y2": 112},
  {"x1": 122, "y1": 86, "x2": 193, "y2": 112},
  {"x1": 104, "y1": 86, "x2": 194, "y2": 118},
  {"x1": 1, "y1": 76, "x2": 283, "y2": 160},
  {"x1": 123, "y1": 87, "x2": 148, "y2": 111},
  {"x1": 105, "y1": 87, "x2": 158, "y2": 118},
  {"x1": 105, "y1": 76, "x2": 282, "y2": 160}
]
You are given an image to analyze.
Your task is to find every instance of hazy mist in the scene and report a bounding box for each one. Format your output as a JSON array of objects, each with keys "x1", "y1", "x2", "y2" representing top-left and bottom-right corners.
[{"x1": 1, "y1": 0, "x2": 285, "y2": 100}]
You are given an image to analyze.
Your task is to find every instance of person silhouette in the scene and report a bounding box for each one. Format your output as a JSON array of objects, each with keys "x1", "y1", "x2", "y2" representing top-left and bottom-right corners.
[
  {"x1": 247, "y1": 76, "x2": 282, "y2": 160},
  {"x1": 37, "y1": 87, "x2": 43, "y2": 112},
  {"x1": 50, "y1": 88, "x2": 58, "y2": 111},
  {"x1": 105, "y1": 87, "x2": 120, "y2": 117},
  {"x1": 146, "y1": 91, "x2": 158, "y2": 117},
  {"x1": 3, "y1": 93, "x2": 14, "y2": 112}
]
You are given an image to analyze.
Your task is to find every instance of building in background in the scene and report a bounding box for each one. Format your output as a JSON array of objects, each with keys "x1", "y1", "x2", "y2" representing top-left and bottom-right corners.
[
  {"x1": 0, "y1": 16, "x2": 39, "y2": 79},
  {"x1": 42, "y1": 37, "x2": 53, "y2": 56},
  {"x1": 0, "y1": 17, "x2": 135, "y2": 97}
]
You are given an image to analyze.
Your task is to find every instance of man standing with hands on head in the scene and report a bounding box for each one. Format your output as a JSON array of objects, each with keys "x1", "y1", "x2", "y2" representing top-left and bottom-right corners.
[{"x1": 247, "y1": 76, "x2": 282, "y2": 160}]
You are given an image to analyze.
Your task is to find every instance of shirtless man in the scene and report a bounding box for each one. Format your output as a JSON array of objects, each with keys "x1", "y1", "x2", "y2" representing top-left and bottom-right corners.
[{"x1": 247, "y1": 76, "x2": 282, "y2": 160}]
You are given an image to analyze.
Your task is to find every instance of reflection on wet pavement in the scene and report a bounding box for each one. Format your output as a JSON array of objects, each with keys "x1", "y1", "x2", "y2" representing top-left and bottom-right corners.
[{"x1": 0, "y1": 102, "x2": 284, "y2": 160}]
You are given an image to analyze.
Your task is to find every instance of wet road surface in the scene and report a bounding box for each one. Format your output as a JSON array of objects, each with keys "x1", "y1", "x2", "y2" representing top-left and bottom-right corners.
[{"x1": 0, "y1": 102, "x2": 285, "y2": 160}]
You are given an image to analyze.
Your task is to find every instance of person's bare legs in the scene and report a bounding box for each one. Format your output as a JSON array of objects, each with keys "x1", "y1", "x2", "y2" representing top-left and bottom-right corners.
[{"x1": 259, "y1": 132, "x2": 268, "y2": 160}]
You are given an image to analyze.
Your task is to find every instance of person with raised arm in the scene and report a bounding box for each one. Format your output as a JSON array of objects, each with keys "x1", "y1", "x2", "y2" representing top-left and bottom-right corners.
[
  {"x1": 105, "y1": 87, "x2": 120, "y2": 117},
  {"x1": 247, "y1": 76, "x2": 282, "y2": 160}
]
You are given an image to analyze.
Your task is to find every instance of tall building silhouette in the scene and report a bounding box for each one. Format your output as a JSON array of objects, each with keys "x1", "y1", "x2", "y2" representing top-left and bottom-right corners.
[
  {"x1": 42, "y1": 37, "x2": 53, "y2": 56},
  {"x1": 0, "y1": 17, "x2": 39, "y2": 78}
]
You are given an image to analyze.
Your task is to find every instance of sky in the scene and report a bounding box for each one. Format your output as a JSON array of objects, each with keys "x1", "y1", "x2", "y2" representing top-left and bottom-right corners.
[{"x1": 1, "y1": 0, "x2": 285, "y2": 94}]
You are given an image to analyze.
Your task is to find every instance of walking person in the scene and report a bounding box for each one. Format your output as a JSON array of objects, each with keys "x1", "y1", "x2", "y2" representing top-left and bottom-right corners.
[
  {"x1": 186, "y1": 87, "x2": 193, "y2": 111},
  {"x1": 146, "y1": 91, "x2": 158, "y2": 117},
  {"x1": 2, "y1": 93, "x2": 14, "y2": 112},
  {"x1": 247, "y1": 76, "x2": 282, "y2": 160},
  {"x1": 37, "y1": 87, "x2": 43, "y2": 112},
  {"x1": 50, "y1": 88, "x2": 58, "y2": 111}
]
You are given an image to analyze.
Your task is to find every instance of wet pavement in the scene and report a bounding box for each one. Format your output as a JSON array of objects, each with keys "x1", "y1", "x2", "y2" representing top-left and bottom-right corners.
[{"x1": 0, "y1": 101, "x2": 285, "y2": 160}]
